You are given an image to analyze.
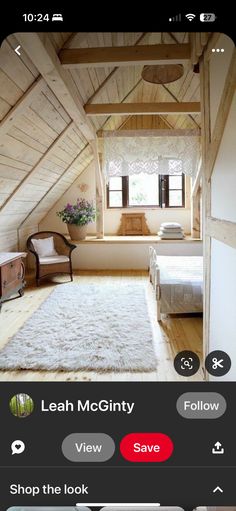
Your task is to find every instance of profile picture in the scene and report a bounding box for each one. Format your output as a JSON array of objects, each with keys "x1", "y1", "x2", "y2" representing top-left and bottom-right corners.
[{"x1": 9, "y1": 393, "x2": 34, "y2": 418}]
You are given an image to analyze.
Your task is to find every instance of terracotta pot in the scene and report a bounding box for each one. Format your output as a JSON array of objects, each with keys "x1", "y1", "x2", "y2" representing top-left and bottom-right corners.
[{"x1": 67, "y1": 224, "x2": 87, "y2": 241}]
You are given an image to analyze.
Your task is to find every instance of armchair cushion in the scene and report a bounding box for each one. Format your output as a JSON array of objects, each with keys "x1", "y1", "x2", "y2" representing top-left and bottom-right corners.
[
  {"x1": 39, "y1": 255, "x2": 70, "y2": 265},
  {"x1": 31, "y1": 236, "x2": 58, "y2": 257}
]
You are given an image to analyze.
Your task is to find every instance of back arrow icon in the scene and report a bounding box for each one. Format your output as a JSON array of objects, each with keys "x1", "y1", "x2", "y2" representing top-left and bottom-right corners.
[
  {"x1": 213, "y1": 486, "x2": 223, "y2": 493},
  {"x1": 15, "y1": 45, "x2": 21, "y2": 56}
]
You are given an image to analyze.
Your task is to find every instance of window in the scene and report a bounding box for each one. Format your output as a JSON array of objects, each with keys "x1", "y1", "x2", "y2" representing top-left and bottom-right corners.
[{"x1": 107, "y1": 173, "x2": 185, "y2": 208}]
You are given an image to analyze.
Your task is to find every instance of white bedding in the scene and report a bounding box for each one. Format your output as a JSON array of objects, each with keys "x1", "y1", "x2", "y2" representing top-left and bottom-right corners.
[{"x1": 155, "y1": 255, "x2": 203, "y2": 314}]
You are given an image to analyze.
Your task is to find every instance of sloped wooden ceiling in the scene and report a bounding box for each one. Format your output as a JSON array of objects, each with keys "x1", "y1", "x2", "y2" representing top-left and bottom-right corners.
[{"x1": 0, "y1": 31, "x2": 202, "y2": 251}]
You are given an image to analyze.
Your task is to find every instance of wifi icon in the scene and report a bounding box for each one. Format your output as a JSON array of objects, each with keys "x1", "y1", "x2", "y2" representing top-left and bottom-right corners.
[{"x1": 185, "y1": 13, "x2": 196, "y2": 21}]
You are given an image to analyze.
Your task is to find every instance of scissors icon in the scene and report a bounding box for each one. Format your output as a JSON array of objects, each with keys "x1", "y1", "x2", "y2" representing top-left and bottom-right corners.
[{"x1": 212, "y1": 357, "x2": 224, "y2": 369}]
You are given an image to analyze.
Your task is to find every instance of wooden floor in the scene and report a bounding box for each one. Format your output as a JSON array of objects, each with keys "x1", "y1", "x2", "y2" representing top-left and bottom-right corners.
[{"x1": 0, "y1": 271, "x2": 203, "y2": 382}]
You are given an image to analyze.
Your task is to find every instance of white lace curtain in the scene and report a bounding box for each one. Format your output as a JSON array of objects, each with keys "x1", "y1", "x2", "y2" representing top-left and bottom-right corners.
[{"x1": 104, "y1": 130, "x2": 200, "y2": 178}]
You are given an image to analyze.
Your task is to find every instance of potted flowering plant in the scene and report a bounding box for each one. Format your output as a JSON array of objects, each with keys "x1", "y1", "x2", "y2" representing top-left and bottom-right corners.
[{"x1": 57, "y1": 198, "x2": 96, "y2": 240}]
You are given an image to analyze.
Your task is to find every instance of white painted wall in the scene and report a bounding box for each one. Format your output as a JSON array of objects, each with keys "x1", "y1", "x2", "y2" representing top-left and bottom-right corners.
[
  {"x1": 208, "y1": 42, "x2": 236, "y2": 381},
  {"x1": 210, "y1": 34, "x2": 234, "y2": 135},
  {"x1": 105, "y1": 207, "x2": 191, "y2": 235},
  {"x1": 40, "y1": 163, "x2": 191, "y2": 235},
  {"x1": 40, "y1": 163, "x2": 97, "y2": 235},
  {"x1": 209, "y1": 239, "x2": 236, "y2": 381},
  {"x1": 71, "y1": 241, "x2": 203, "y2": 270},
  {"x1": 211, "y1": 92, "x2": 236, "y2": 222}
]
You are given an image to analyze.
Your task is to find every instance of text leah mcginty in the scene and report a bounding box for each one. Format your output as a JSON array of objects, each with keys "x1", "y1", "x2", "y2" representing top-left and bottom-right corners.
[{"x1": 41, "y1": 399, "x2": 135, "y2": 414}]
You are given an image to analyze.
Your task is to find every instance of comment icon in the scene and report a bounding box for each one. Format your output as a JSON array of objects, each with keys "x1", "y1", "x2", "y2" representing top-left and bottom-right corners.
[{"x1": 11, "y1": 440, "x2": 25, "y2": 455}]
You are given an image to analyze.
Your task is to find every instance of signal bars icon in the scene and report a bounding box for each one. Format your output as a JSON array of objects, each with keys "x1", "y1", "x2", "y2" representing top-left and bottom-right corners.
[{"x1": 169, "y1": 14, "x2": 181, "y2": 22}]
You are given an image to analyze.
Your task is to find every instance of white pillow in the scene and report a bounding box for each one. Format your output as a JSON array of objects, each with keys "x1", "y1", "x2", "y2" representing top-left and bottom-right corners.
[
  {"x1": 31, "y1": 236, "x2": 58, "y2": 257},
  {"x1": 161, "y1": 222, "x2": 181, "y2": 229}
]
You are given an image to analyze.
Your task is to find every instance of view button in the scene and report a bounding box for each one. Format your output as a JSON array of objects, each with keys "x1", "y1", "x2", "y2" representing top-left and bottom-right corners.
[{"x1": 62, "y1": 433, "x2": 115, "y2": 462}]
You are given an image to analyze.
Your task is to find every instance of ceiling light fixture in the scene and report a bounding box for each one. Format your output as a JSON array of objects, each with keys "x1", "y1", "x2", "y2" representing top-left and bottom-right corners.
[{"x1": 141, "y1": 64, "x2": 184, "y2": 84}]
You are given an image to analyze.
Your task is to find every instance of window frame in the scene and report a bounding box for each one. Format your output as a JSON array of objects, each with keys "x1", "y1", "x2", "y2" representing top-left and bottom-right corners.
[{"x1": 107, "y1": 174, "x2": 185, "y2": 209}]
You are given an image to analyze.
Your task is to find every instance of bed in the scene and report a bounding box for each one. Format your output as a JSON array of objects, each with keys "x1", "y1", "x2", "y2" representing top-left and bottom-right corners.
[{"x1": 149, "y1": 247, "x2": 203, "y2": 320}]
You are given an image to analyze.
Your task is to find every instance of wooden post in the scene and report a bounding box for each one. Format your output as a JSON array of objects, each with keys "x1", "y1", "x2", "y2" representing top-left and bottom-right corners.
[
  {"x1": 191, "y1": 188, "x2": 201, "y2": 238},
  {"x1": 200, "y1": 53, "x2": 211, "y2": 371},
  {"x1": 91, "y1": 139, "x2": 104, "y2": 239}
]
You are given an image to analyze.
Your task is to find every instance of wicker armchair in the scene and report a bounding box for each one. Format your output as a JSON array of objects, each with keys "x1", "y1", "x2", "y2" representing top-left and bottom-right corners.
[{"x1": 27, "y1": 231, "x2": 76, "y2": 286}]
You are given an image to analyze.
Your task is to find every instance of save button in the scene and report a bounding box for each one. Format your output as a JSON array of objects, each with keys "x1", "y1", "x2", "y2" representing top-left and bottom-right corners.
[{"x1": 120, "y1": 432, "x2": 174, "y2": 462}]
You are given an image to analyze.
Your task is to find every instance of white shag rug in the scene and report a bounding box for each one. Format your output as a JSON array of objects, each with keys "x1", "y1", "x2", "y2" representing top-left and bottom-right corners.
[{"x1": 0, "y1": 284, "x2": 157, "y2": 372}]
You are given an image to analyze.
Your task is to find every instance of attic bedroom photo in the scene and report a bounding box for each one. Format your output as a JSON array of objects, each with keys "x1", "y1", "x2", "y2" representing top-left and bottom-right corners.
[{"x1": 0, "y1": 31, "x2": 235, "y2": 382}]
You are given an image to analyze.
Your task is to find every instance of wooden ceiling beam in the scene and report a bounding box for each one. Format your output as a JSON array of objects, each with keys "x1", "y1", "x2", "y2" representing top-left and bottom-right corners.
[
  {"x1": 85, "y1": 102, "x2": 201, "y2": 116},
  {"x1": 206, "y1": 217, "x2": 236, "y2": 250},
  {"x1": 86, "y1": 32, "x2": 150, "y2": 104},
  {"x1": 16, "y1": 33, "x2": 96, "y2": 142},
  {"x1": 59, "y1": 43, "x2": 191, "y2": 68}
]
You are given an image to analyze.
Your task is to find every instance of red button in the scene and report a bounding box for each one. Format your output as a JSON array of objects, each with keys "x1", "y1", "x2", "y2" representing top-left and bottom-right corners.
[{"x1": 120, "y1": 433, "x2": 174, "y2": 462}]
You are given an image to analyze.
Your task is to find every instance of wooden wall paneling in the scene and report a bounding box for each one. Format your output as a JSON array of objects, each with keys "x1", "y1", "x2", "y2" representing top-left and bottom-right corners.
[
  {"x1": 7, "y1": 34, "x2": 39, "y2": 78},
  {"x1": 0, "y1": 78, "x2": 47, "y2": 139},
  {"x1": 7, "y1": 125, "x2": 48, "y2": 154},
  {"x1": 0, "y1": 68, "x2": 23, "y2": 108},
  {"x1": 41, "y1": 86, "x2": 71, "y2": 124},
  {"x1": 0, "y1": 177, "x2": 20, "y2": 194},
  {"x1": 177, "y1": 69, "x2": 194, "y2": 102},
  {"x1": 0, "y1": 229, "x2": 18, "y2": 251},
  {"x1": 19, "y1": 143, "x2": 91, "y2": 229},
  {"x1": 0, "y1": 39, "x2": 37, "y2": 91},
  {"x1": 0, "y1": 97, "x2": 11, "y2": 120},
  {"x1": 67, "y1": 124, "x2": 87, "y2": 147},
  {"x1": 0, "y1": 121, "x2": 73, "y2": 213},
  {"x1": 30, "y1": 93, "x2": 69, "y2": 135},
  {"x1": 0, "y1": 157, "x2": 30, "y2": 179},
  {"x1": 85, "y1": 33, "x2": 150, "y2": 105},
  {"x1": 0, "y1": 194, "x2": 9, "y2": 207},
  {"x1": 21, "y1": 146, "x2": 93, "y2": 228},
  {"x1": 48, "y1": 33, "x2": 72, "y2": 51},
  {"x1": 24, "y1": 106, "x2": 61, "y2": 141},
  {"x1": 16, "y1": 33, "x2": 96, "y2": 142},
  {"x1": 75, "y1": 68, "x2": 96, "y2": 101},
  {"x1": 4, "y1": 199, "x2": 38, "y2": 214},
  {"x1": 64, "y1": 33, "x2": 91, "y2": 49},
  {"x1": 0, "y1": 212, "x2": 32, "y2": 229},
  {"x1": 69, "y1": 69, "x2": 91, "y2": 105},
  {"x1": 0, "y1": 132, "x2": 43, "y2": 166}
]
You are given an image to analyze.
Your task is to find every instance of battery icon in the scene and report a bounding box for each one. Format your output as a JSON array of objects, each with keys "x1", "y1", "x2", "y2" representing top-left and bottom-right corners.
[{"x1": 200, "y1": 13, "x2": 216, "y2": 22}]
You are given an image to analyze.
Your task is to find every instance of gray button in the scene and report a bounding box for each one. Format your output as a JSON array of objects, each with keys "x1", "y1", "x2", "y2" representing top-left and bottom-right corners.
[
  {"x1": 62, "y1": 433, "x2": 115, "y2": 462},
  {"x1": 176, "y1": 392, "x2": 227, "y2": 419}
]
